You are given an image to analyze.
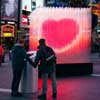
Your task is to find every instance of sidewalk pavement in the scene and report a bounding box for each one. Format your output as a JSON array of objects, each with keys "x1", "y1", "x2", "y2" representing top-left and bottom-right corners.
[{"x1": 0, "y1": 53, "x2": 100, "y2": 100}]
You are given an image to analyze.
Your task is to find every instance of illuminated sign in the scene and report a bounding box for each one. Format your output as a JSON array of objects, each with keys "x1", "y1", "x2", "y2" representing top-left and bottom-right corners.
[
  {"x1": 20, "y1": 14, "x2": 29, "y2": 27},
  {"x1": 36, "y1": 0, "x2": 44, "y2": 7},
  {"x1": 1, "y1": 0, "x2": 19, "y2": 21},
  {"x1": 91, "y1": 3, "x2": 100, "y2": 16},
  {"x1": 30, "y1": 8, "x2": 91, "y2": 64},
  {"x1": 1, "y1": 24, "x2": 15, "y2": 37},
  {"x1": 22, "y1": 0, "x2": 32, "y2": 11}
]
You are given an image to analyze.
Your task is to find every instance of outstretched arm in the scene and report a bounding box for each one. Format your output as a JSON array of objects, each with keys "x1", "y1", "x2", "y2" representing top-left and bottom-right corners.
[
  {"x1": 26, "y1": 54, "x2": 35, "y2": 66},
  {"x1": 34, "y1": 50, "x2": 41, "y2": 68}
]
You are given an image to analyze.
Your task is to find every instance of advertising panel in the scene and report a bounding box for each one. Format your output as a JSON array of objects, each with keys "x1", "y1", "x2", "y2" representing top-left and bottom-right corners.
[
  {"x1": 1, "y1": 24, "x2": 15, "y2": 37},
  {"x1": 20, "y1": 14, "x2": 29, "y2": 27},
  {"x1": 1, "y1": 0, "x2": 18, "y2": 21},
  {"x1": 22, "y1": 0, "x2": 31, "y2": 11}
]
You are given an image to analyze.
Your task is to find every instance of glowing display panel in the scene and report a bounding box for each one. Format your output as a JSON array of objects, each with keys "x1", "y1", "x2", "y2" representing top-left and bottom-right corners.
[{"x1": 29, "y1": 8, "x2": 91, "y2": 64}]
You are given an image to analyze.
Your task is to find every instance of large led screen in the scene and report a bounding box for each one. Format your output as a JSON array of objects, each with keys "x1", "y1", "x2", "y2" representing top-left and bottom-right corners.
[{"x1": 29, "y1": 7, "x2": 91, "y2": 64}]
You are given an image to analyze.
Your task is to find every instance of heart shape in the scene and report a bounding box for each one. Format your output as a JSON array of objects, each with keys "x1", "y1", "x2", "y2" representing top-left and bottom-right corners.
[{"x1": 42, "y1": 19, "x2": 79, "y2": 49}]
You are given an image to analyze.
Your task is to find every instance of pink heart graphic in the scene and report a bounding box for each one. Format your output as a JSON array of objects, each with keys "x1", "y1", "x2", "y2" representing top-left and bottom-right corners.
[{"x1": 42, "y1": 19, "x2": 79, "y2": 48}]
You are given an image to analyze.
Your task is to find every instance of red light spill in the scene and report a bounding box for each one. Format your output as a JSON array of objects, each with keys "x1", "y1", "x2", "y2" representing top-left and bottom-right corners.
[{"x1": 38, "y1": 78, "x2": 51, "y2": 91}]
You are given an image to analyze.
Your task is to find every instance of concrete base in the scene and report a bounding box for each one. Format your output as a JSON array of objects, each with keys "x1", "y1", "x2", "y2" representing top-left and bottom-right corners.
[
  {"x1": 56, "y1": 63, "x2": 93, "y2": 77},
  {"x1": 38, "y1": 63, "x2": 93, "y2": 77}
]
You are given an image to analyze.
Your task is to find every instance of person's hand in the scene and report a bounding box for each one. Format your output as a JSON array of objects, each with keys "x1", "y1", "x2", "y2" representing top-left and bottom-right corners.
[{"x1": 32, "y1": 62, "x2": 37, "y2": 68}]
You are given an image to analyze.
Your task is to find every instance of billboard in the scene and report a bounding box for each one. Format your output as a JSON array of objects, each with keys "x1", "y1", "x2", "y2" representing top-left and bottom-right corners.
[
  {"x1": 1, "y1": 0, "x2": 18, "y2": 21},
  {"x1": 22, "y1": 0, "x2": 32, "y2": 11},
  {"x1": 20, "y1": 14, "x2": 29, "y2": 27},
  {"x1": 1, "y1": 24, "x2": 15, "y2": 37},
  {"x1": 29, "y1": 8, "x2": 91, "y2": 64}
]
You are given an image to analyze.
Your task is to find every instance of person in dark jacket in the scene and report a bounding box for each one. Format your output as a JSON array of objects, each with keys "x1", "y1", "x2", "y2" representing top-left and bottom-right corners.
[
  {"x1": 34, "y1": 39, "x2": 57, "y2": 100},
  {"x1": 11, "y1": 39, "x2": 34, "y2": 97}
]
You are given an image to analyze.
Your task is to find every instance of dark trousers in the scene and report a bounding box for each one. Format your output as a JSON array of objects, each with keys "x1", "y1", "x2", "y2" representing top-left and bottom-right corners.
[
  {"x1": 42, "y1": 72, "x2": 57, "y2": 94},
  {"x1": 11, "y1": 69, "x2": 23, "y2": 93}
]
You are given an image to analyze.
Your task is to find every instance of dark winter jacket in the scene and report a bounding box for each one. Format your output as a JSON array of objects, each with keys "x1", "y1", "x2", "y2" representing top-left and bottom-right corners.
[
  {"x1": 11, "y1": 44, "x2": 33, "y2": 70},
  {"x1": 34, "y1": 45, "x2": 56, "y2": 74}
]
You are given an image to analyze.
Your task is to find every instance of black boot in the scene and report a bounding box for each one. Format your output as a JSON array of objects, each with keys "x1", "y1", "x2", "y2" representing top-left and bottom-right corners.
[
  {"x1": 11, "y1": 92, "x2": 23, "y2": 97},
  {"x1": 52, "y1": 92, "x2": 57, "y2": 98},
  {"x1": 38, "y1": 94, "x2": 46, "y2": 100}
]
